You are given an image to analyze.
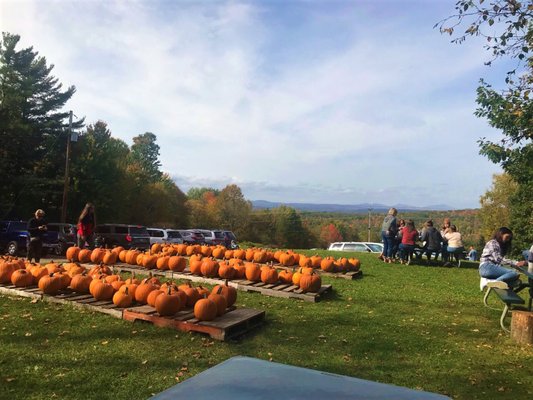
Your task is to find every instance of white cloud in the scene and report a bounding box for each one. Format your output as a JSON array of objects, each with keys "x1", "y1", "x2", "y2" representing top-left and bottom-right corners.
[{"x1": 1, "y1": 0, "x2": 504, "y2": 208}]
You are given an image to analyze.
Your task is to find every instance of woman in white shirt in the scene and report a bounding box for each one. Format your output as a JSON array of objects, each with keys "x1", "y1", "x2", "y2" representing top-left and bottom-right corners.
[{"x1": 444, "y1": 225, "x2": 464, "y2": 265}]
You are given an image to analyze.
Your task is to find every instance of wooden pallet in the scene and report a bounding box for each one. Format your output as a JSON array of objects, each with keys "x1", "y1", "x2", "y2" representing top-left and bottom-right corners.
[
  {"x1": 113, "y1": 265, "x2": 332, "y2": 302},
  {"x1": 123, "y1": 305, "x2": 265, "y2": 341},
  {"x1": 0, "y1": 282, "x2": 265, "y2": 340},
  {"x1": 0, "y1": 283, "x2": 124, "y2": 318}
]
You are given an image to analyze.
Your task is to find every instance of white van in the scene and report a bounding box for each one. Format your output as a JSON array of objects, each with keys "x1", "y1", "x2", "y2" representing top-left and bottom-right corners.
[{"x1": 328, "y1": 242, "x2": 383, "y2": 253}]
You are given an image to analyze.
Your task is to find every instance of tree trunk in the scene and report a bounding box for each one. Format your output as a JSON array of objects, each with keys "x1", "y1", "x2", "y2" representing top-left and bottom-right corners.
[{"x1": 511, "y1": 310, "x2": 533, "y2": 345}]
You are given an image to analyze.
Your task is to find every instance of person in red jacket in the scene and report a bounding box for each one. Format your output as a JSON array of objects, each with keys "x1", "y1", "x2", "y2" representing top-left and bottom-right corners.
[
  {"x1": 77, "y1": 203, "x2": 96, "y2": 249},
  {"x1": 399, "y1": 219, "x2": 418, "y2": 265}
]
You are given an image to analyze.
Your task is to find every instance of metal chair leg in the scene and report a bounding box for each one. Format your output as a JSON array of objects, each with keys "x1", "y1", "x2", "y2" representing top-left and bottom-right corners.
[
  {"x1": 500, "y1": 304, "x2": 510, "y2": 333},
  {"x1": 483, "y1": 287, "x2": 493, "y2": 307}
]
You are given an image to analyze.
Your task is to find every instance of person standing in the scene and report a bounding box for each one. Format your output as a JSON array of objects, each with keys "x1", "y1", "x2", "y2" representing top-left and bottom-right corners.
[
  {"x1": 27, "y1": 209, "x2": 47, "y2": 263},
  {"x1": 479, "y1": 227, "x2": 526, "y2": 288},
  {"x1": 77, "y1": 203, "x2": 96, "y2": 249},
  {"x1": 380, "y1": 207, "x2": 398, "y2": 264}
]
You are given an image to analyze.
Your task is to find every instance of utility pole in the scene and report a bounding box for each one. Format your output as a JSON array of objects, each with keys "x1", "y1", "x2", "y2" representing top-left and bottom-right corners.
[
  {"x1": 367, "y1": 208, "x2": 372, "y2": 242},
  {"x1": 60, "y1": 111, "x2": 73, "y2": 223}
]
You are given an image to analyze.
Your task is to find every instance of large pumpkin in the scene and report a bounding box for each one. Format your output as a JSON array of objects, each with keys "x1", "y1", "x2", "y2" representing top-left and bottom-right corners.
[
  {"x1": 155, "y1": 288, "x2": 182, "y2": 316},
  {"x1": 200, "y1": 258, "x2": 218, "y2": 278},
  {"x1": 69, "y1": 273, "x2": 92, "y2": 293},
  {"x1": 113, "y1": 286, "x2": 133, "y2": 308},
  {"x1": 78, "y1": 249, "x2": 92, "y2": 263},
  {"x1": 299, "y1": 272, "x2": 322, "y2": 293},
  {"x1": 38, "y1": 273, "x2": 62, "y2": 294},
  {"x1": 211, "y1": 282, "x2": 237, "y2": 307},
  {"x1": 193, "y1": 298, "x2": 217, "y2": 321},
  {"x1": 66, "y1": 246, "x2": 81, "y2": 262},
  {"x1": 245, "y1": 263, "x2": 261, "y2": 282},
  {"x1": 208, "y1": 287, "x2": 227, "y2": 317},
  {"x1": 11, "y1": 269, "x2": 34, "y2": 287},
  {"x1": 260, "y1": 266, "x2": 278, "y2": 284},
  {"x1": 168, "y1": 256, "x2": 186, "y2": 272}
]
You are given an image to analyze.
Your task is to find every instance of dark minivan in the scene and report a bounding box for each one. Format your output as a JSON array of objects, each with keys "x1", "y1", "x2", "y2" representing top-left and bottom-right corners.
[{"x1": 95, "y1": 224, "x2": 150, "y2": 250}]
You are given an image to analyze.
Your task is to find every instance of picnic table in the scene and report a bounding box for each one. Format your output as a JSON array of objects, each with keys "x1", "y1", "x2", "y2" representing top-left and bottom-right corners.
[
  {"x1": 515, "y1": 265, "x2": 533, "y2": 311},
  {"x1": 151, "y1": 356, "x2": 450, "y2": 399}
]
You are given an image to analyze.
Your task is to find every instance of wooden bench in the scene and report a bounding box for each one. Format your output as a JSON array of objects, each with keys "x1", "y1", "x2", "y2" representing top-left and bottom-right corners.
[{"x1": 483, "y1": 285, "x2": 525, "y2": 332}]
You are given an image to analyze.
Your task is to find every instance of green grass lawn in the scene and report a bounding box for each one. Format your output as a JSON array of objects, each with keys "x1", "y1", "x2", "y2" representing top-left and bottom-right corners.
[{"x1": 1, "y1": 251, "x2": 532, "y2": 399}]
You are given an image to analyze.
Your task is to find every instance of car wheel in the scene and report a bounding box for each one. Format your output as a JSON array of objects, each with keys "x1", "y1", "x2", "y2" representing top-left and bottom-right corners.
[{"x1": 7, "y1": 241, "x2": 19, "y2": 256}]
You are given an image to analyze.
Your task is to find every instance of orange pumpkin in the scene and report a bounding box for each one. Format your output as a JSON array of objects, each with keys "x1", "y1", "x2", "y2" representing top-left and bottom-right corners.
[
  {"x1": 193, "y1": 297, "x2": 217, "y2": 321},
  {"x1": 245, "y1": 262, "x2": 261, "y2": 282}
]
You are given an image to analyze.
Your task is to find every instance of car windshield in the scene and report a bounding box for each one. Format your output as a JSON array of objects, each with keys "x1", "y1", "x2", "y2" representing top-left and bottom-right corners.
[
  {"x1": 366, "y1": 244, "x2": 383, "y2": 252},
  {"x1": 166, "y1": 231, "x2": 182, "y2": 238}
]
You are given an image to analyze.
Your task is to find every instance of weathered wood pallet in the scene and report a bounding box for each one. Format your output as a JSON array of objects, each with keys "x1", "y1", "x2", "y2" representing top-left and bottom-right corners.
[
  {"x1": 0, "y1": 283, "x2": 123, "y2": 318},
  {"x1": 113, "y1": 265, "x2": 332, "y2": 302},
  {"x1": 122, "y1": 305, "x2": 265, "y2": 341},
  {"x1": 0, "y1": 282, "x2": 265, "y2": 340}
]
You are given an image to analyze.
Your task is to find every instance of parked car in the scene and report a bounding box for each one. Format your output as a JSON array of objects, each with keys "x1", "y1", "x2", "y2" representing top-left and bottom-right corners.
[
  {"x1": 0, "y1": 220, "x2": 60, "y2": 256},
  {"x1": 165, "y1": 229, "x2": 184, "y2": 244},
  {"x1": 179, "y1": 230, "x2": 204, "y2": 245},
  {"x1": 47, "y1": 222, "x2": 77, "y2": 255},
  {"x1": 198, "y1": 229, "x2": 226, "y2": 246},
  {"x1": 94, "y1": 224, "x2": 150, "y2": 250},
  {"x1": 328, "y1": 242, "x2": 384, "y2": 253},
  {"x1": 222, "y1": 231, "x2": 238, "y2": 249},
  {"x1": 147, "y1": 228, "x2": 183, "y2": 245}
]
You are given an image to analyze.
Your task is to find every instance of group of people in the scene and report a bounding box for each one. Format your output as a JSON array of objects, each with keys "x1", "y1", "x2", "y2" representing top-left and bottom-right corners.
[
  {"x1": 379, "y1": 208, "x2": 465, "y2": 266},
  {"x1": 25, "y1": 203, "x2": 96, "y2": 263},
  {"x1": 379, "y1": 208, "x2": 531, "y2": 289}
]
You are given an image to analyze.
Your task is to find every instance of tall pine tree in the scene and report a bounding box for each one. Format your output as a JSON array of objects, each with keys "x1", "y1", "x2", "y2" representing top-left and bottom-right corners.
[{"x1": 0, "y1": 32, "x2": 83, "y2": 219}]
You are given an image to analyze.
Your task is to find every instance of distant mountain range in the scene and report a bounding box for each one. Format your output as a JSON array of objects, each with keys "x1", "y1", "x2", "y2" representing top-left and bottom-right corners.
[{"x1": 251, "y1": 200, "x2": 454, "y2": 213}]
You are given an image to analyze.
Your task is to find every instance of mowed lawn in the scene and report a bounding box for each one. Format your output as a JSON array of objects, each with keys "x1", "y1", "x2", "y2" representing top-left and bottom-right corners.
[{"x1": 1, "y1": 251, "x2": 532, "y2": 400}]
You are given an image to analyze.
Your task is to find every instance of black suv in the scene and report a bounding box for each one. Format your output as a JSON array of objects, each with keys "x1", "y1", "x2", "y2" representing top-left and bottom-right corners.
[
  {"x1": 0, "y1": 220, "x2": 60, "y2": 256},
  {"x1": 95, "y1": 224, "x2": 150, "y2": 249},
  {"x1": 47, "y1": 223, "x2": 77, "y2": 255}
]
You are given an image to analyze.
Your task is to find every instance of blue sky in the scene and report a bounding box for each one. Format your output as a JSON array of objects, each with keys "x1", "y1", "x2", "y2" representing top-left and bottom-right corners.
[{"x1": 1, "y1": 0, "x2": 512, "y2": 208}]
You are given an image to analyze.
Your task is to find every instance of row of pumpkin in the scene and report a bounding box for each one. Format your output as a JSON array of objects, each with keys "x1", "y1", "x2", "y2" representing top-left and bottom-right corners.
[
  {"x1": 65, "y1": 244, "x2": 361, "y2": 275},
  {"x1": 66, "y1": 245, "x2": 323, "y2": 292},
  {"x1": 0, "y1": 256, "x2": 235, "y2": 321}
]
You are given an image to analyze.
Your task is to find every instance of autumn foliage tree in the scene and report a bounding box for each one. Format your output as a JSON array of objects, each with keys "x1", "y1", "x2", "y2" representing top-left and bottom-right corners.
[{"x1": 319, "y1": 224, "x2": 343, "y2": 247}]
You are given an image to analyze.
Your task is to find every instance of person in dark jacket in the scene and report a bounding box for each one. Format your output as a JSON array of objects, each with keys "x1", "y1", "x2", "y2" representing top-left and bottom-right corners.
[
  {"x1": 77, "y1": 203, "x2": 96, "y2": 249},
  {"x1": 27, "y1": 209, "x2": 47, "y2": 263},
  {"x1": 420, "y1": 220, "x2": 442, "y2": 264}
]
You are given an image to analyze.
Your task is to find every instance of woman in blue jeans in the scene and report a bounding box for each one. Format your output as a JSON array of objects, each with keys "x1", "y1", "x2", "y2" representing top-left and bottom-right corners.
[
  {"x1": 479, "y1": 227, "x2": 526, "y2": 288},
  {"x1": 379, "y1": 208, "x2": 398, "y2": 263}
]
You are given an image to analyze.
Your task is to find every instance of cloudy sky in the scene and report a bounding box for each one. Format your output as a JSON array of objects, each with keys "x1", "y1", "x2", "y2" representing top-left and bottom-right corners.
[{"x1": 1, "y1": 0, "x2": 510, "y2": 209}]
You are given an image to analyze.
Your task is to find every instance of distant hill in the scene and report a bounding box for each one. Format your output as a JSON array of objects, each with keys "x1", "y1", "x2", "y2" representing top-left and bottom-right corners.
[{"x1": 251, "y1": 200, "x2": 454, "y2": 213}]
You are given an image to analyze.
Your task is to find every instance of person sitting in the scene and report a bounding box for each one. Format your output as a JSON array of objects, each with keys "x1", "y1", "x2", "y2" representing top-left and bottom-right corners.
[
  {"x1": 419, "y1": 220, "x2": 442, "y2": 264},
  {"x1": 444, "y1": 225, "x2": 465, "y2": 266},
  {"x1": 467, "y1": 246, "x2": 478, "y2": 261},
  {"x1": 479, "y1": 227, "x2": 526, "y2": 289},
  {"x1": 399, "y1": 220, "x2": 418, "y2": 265}
]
